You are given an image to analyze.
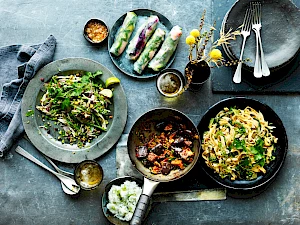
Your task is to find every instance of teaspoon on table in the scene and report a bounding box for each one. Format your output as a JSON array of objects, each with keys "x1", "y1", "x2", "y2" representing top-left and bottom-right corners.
[
  {"x1": 43, "y1": 155, "x2": 78, "y2": 195},
  {"x1": 15, "y1": 146, "x2": 80, "y2": 194}
]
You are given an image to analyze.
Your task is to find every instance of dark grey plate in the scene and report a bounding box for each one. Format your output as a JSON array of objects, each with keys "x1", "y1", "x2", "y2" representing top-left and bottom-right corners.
[
  {"x1": 102, "y1": 176, "x2": 143, "y2": 225},
  {"x1": 21, "y1": 58, "x2": 127, "y2": 163},
  {"x1": 108, "y1": 9, "x2": 175, "y2": 79},
  {"x1": 198, "y1": 97, "x2": 288, "y2": 190},
  {"x1": 223, "y1": 0, "x2": 300, "y2": 70}
]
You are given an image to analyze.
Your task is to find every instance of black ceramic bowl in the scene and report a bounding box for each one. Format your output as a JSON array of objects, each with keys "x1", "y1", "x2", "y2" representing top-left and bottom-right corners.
[
  {"x1": 83, "y1": 18, "x2": 109, "y2": 44},
  {"x1": 198, "y1": 97, "x2": 288, "y2": 190},
  {"x1": 102, "y1": 176, "x2": 143, "y2": 225}
]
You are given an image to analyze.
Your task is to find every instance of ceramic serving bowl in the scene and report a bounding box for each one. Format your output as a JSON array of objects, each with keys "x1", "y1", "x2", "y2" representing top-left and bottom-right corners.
[{"x1": 198, "y1": 97, "x2": 288, "y2": 190}]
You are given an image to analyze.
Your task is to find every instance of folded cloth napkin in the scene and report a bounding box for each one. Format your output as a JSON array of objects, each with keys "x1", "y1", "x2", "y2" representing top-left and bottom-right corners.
[
  {"x1": 0, "y1": 35, "x2": 56, "y2": 157},
  {"x1": 116, "y1": 134, "x2": 143, "y2": 179}
]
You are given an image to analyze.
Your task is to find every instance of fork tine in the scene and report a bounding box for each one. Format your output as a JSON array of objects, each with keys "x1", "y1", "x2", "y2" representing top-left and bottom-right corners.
[
  {"x1": 242, "y1": 9, "x2": 248, "y2": 29},
  {"x1": 243, "y1": 9, "x2": 249, "y2": 31},
  {"x1": 255, "y1": 2, "x2": 259, "y2": 24},
  {"x1": 258, "y1": 2, "x2": 262, "y2": 24},
  {"x1": 246, "y1": 9, "x2": 252, "y2": 31}
]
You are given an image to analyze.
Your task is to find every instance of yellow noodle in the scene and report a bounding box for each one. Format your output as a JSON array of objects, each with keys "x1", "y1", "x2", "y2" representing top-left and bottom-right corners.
[{"x1": 202, "y1": 106, "x2": 277, "y2": 180}]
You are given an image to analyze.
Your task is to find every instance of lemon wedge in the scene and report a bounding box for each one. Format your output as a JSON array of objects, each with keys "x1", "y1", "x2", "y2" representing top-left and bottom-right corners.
[
  {"x1": 105, "y1": 77, "x2": 120, "y2": 88},
  {"x1": 99, "y1": 89, "x2": 113, "y2": 98}
]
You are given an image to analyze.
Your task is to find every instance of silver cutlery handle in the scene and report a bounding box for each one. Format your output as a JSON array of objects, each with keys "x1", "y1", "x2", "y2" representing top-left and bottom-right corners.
[
  {"x1": 253, "y1": 30, "x2": 262, "y2": 78},
  {"x1": 15, "y1": 146, "x2": 60, "y2": 176},
  {"x1": 258, "y1": 34, "x2": 270, "y2": 76},
  {"x1": 44, "y1": 155, "x2": 74, "y2": 177},
  {"x1": 233, "y1": 37, "x2": 247, "y2": 84}
]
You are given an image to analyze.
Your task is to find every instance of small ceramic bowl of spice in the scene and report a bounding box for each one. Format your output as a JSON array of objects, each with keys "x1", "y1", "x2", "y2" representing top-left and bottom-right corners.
[
  {"x1": 83, "y1": 19, "x2": 109, "y2": 44},
  {"x1": 156, "y1": 68, "x2": 185, "y2": 98},
  {"x1": 74, "y1": 160, "x2": 104, "y2": 190}
]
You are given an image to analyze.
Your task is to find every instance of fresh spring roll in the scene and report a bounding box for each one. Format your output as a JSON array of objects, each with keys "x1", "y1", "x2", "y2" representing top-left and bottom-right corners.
[
  {"x1": 126, "y1": 15, "x2": 159, "y2": 60},
  {"x1": 133, "y1": 28, "x2": 165, "y2": 74},
  {"x1": 148, "y1": 25, "x2": 182, "y2": 72},
  {"x1": 109, "y1": 12, "x2": 138, "y2": 56}
]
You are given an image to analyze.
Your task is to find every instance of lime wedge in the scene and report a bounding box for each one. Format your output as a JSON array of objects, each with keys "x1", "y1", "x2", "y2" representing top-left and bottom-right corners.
[
  {"x1": 105, "y1": 77, "x2": 120, "y2": 88},
  {"x1": 99, "y1": 89, "x2": 113, "y2": 98}
]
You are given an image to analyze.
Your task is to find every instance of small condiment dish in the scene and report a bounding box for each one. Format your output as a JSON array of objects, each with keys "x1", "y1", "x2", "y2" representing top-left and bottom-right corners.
[
  {"x1": 156, "y1": 68, "x2": 185, "y2": 97},
  {"x1": 74, "y1": 160, "x2": 103, "y2": 190},
  {"x1": 83, "y1": 18, "x2": 109, "y2": 44}
]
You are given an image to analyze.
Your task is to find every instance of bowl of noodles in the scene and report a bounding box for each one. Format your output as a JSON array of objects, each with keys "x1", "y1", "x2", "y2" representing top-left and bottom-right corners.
[{"x1": 198, "y1": 97, "x2": 288, "y2": 190}]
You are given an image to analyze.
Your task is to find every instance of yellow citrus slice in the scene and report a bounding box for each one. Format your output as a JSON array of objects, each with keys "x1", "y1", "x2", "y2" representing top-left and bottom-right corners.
[
  {"x1": 105, "y1": 77, "x2": 120, "y2": 87},
  {"x1": 99, "y1": 89, "x2": 113, "y2": 98}
]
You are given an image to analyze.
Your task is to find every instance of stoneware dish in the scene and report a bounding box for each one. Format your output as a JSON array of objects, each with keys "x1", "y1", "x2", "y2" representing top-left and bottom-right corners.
[
  {"x1": 197, "y1": 97, "x2": 288, "y2": 190},
  {"x1": 108, "y1": 9, "x2": 176, "y2": 79},
  {"x1": 21, "y1": 57, "x2": 127, "y2": 163},
  {"x1": 102, "y1": 176, "x2": 143, "y2": 225},
  {"x1": 223, "y1": 0, "x2": 300, "y2": 70}
]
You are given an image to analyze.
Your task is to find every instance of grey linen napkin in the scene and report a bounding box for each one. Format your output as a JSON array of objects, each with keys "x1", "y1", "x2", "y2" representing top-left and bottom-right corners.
[{"x1": 0, "y1": 35, "x2": 56, "y2": 157}]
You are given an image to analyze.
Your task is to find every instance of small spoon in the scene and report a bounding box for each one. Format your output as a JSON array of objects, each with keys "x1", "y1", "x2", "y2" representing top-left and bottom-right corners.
[
  {"x1": 43, "y1": 155, "x2": 78, "y2": 195},
  {"x1": 15, "y1": 146, "x2": 80, "y2": 194}
]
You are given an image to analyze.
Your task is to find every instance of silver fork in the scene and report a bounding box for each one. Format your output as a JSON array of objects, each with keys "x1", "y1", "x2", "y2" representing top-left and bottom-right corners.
[
  {"x1": 233, "y1": 9, "x2": 252, "y2": 83},
  {"x1": 252, "y1": 2, "x2": 270, "y2": 77}
]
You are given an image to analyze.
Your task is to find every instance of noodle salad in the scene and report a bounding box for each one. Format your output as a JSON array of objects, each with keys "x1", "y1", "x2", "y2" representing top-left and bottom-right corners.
[{"x1": 202, "y1": 106, "x2": 278, "y2": 180}]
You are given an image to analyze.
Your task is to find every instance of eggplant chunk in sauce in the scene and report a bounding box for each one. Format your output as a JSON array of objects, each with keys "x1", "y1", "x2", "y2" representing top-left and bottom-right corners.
[{"x1": 135, "y1": 120, "x2": 196, "y2": 175}]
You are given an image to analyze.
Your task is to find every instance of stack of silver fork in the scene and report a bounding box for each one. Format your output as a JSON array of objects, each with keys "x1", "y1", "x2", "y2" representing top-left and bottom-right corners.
[{"x1": 233, "y1": 2, "x2": 270, "y2": 84}]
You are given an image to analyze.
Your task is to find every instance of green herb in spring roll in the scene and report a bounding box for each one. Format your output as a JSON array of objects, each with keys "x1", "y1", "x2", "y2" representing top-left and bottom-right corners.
[
  {"x1": 134, "y1": 28, "x2": 165, "y2": 74},
  {"x1": 148, "y1": 25, "x2": 182, "y2": 72},
  {"x1": 110, "y1": 12, "x2": 138, "y2": 56},
  {"x1": 126, "y1": 15, "x2": 159, "y2": 61}
]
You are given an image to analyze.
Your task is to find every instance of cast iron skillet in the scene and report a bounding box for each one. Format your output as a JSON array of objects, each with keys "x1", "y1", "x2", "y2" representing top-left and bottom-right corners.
[
  {"x1": 128, "y1": 108, "x2": 200, "y2": 225},
  {"x1": 197, "y1": 97, "x2": 288, "y2": 190}
]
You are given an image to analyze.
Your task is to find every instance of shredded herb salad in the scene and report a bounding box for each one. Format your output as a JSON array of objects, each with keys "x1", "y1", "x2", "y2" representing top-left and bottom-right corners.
[{"x1": 36, "y1": 70, "x2": 115, "y2": 148}]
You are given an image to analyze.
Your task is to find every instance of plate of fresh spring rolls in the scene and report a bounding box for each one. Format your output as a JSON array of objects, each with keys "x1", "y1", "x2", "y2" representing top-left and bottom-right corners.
[{"x1": 108, "y1": 9, "x2": 182, "y2": 78}]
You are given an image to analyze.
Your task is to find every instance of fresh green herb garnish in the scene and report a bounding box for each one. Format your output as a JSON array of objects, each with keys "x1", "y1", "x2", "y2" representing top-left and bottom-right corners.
[
  {"x1": 36, "y1": 70, "x2": 114, "y2": 148},
  {"x1": 25, "y1": 110, "x2": 34, "y2": 117}
]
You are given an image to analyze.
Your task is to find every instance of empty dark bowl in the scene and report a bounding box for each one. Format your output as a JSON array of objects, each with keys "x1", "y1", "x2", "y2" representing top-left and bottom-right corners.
[
  {"x1": 83, "y1": 18, "x2": 109, "y2": 44},
  {"x1": 197, "y1": 97, "x2": 288, "y2": 190}
]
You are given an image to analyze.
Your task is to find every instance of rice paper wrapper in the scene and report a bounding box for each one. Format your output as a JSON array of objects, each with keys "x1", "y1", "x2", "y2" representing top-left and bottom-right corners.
[
  {"x1": 110, "y1": 12, "x2": 138, "y2": 56},
  {"x1": 148, "y1": 25, "x2": 182, "y2": 72},
  {"x1": 126, "y1": 15, "x2": 159, "y2": 61},
  {"x1": 133, "y1": 28, "x2": 165, "y2": 74}
]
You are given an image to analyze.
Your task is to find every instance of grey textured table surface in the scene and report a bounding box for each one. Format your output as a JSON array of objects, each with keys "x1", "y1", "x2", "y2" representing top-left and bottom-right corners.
[{"x1": 1, "y1": 0, "x2": 300, "y2": 225}]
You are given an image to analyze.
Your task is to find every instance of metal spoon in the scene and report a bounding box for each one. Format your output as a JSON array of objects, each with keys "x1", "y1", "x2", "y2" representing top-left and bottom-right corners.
[
  {"x1": 43, "y1": 155, "x2": 78, "y2": 195},
  {"x1": 15, "y1": 146, "x2": 80, "y2": 194}
]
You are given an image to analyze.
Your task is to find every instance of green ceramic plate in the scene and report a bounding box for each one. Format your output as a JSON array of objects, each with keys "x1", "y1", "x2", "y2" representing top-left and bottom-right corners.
[{"x1": 21, "y1": 57, "x2": 127, "y2": 163}]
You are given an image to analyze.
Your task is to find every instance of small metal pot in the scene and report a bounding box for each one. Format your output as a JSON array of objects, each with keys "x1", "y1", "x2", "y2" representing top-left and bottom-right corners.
[{"x1": 127, "y1": 108, "x2": 200, "y2": 225}]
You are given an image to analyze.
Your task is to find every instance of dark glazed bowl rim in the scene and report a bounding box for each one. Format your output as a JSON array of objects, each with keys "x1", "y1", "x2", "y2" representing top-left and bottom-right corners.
[
  {"x1": 83, "y1": 18, "x2": 109, "y2": 44},
  {"x1": 198, "y1": 97, "x2": 288, "y2": 190}
]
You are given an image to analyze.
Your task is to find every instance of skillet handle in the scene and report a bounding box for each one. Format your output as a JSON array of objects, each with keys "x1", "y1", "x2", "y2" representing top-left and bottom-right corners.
[{"x1": 130, "y1": 194, "x2": 151, "y2": 225}]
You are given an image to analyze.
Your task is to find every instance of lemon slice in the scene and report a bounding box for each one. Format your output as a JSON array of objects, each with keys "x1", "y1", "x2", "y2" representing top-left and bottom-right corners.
[
  {"x1": 105, "y1": 77, "x2": 120, "y2": 88},
  {"x1": 99, "y1": 89, "x2": 113, "y2": 98}
]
